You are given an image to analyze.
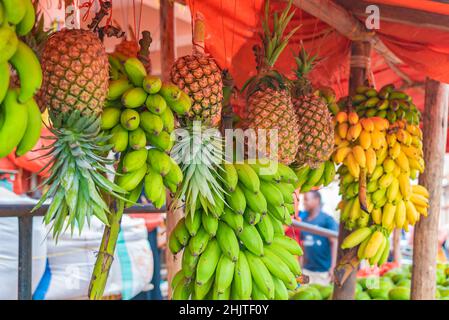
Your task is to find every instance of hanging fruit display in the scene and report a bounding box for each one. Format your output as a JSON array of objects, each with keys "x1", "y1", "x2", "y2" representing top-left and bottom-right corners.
[
  {"x1": 168, "y1": 1, "x2": 304, "y2": 300},
  {"x1": 241, "y1": 0, "x2": 301, "y2": 165},
  {"x1": 0, "y1": 0, "x2": 43, "y2": 158},
  {"x1": 289, "y1": 46, "x2": 337, "y2": 191},
  {"x1": 333, "y1": 85, "x2": 429, "y2": 266}
]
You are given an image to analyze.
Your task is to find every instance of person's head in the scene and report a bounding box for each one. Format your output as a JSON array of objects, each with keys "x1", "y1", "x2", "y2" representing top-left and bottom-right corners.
[{"x1": 304, "y1": 190, "x2": 322, "y2": 212}]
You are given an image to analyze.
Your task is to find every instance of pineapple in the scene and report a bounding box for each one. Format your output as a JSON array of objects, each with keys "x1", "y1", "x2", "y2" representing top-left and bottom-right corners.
[
  {"x1": 242, "y1": 0, "x2": 300, "y2": 165},
  {"x1": 291, "y1": 46, "x2": 335, "y2": 169},
  {"x1": 170, "y1": 17, "x2": 223, "y2": 128},
  {"x1": 35, "y1": 29, "x2": 126, "y2": 238}
]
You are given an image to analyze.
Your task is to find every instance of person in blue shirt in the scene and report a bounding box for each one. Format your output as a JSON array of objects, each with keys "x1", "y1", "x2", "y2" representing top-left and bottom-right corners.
[{"x1": 299, "y1": 191, "x2": 338, "y2": 285}]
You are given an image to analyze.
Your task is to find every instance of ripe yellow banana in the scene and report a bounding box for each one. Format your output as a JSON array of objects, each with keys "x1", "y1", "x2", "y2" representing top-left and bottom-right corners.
[
  {"x1": 335, "y1": 146, "x2": 352, "y2": 164},
  {"x1": 411, "y1": 184, "x2": 429, "y2": 198},
  {"x1": 410, "y1": 193, "x2": 429, "y2": 208},
  {"x1": 398, "y1": 173, "x2": 411, "y2": 200},
  {"x1": 405, "y1": 200, "x2": 419, "y2": 225},
  {"x1": 359, "y1": 130, "x2": 372, "y2": 149},
  {"x1": 341, "y1": 227, "x2": 373, "y2": 249},
  {"x1": 364, "y1": 231, "x2": 385, "y2": 259},
  {"x1": 352, "y1": 145, "x2": 366, "y2": 168},
  {"x1": 381, "y1": 202, "x2": 396, "y2": 229},
  {"x1": 346, "y1": 152, "x2": 360, "y2": 178},
  {"x1": 395, "y1": 200, "x2": 406, "y2": 229}
]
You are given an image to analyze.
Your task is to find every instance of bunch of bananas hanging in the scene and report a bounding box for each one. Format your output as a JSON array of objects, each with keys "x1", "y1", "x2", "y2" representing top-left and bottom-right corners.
[
  {"x1": 103, "y1": 57, "x2": 190, "y2": 208},
  {"x1": 0, "y1": 0, "x2": 42, "y2": 158},
  {"x1": 333, "y1": 84, "x2": 429, "y2": 267},
  {"x1": 294, "y1": 160, "x2": 336, "y2": 192},
  {"x1": 169, "y1": 160, "x2": 304, "y2": 300}
]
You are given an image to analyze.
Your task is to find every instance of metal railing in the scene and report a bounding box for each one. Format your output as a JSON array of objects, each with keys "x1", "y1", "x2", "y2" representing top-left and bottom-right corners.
[{"x1": 0, "y1": 203, "x2": 338, "y2": 300}]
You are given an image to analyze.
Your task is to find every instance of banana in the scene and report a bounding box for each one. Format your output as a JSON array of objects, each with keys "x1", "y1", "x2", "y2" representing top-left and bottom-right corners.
[
  {"x1": 267, "y1": 204, "x2": 287, "y2": 222},
  {"x1": 347, "y1": 123, "x2": 362, "y2": 141},
  {"x1": 369, "y1": 233, "x2": 387, "y2": 266},
  {"x1": 109, "y1": 125, "x2": 128, "y2": 152},
  {"x1": 261, "y1": 246, "x2": 297, "y2": 290},
  {"x1": 171, "y1": 270, "x2": 185, "y2": 290},
  {"x1": 239, "y1": 220, "x2": 264, "y2": 256},
  {"x1": 398, "y1": 172, "x2": 411, "y2": 200},
  {"x1": 2, "y1": 0, "x2": 26, "y2": 24},
  {"x1": 371, "y1": 208, "x2": 382, "y2": 225},
  {"x1": 265, "y1": 244, "x2": 302, "y2": 277},
  {"x1": 164, "y1": 158, "x2": 183, "y2": 188},
  {"x1": 334, "y1": 146, "x2": 352, "y2": 164},
  {"x1": 381, "y1": 202, "x2": 396, "y2": 229},
  {"x1": 124, "y1": 57, "x2": 147, "y2": 86},
  {"x1": 107, "y1": 78, "x2": 133, "y2": 100},
  {"x1": 101, "y1": 107, "x2": 121, "y2": 130},
  {"x1": 379, "y1": 172, "x2": 394, "y2": 189},
  {"x1": 271, "y1": 216, "x2": 285, "y2": 235},
  {"x1": 145, "y1": 94, "x2": 167, "y2": 115},
  {"x1": 182, "y1": 244, "x2": 198, "y2": 278},
  {"x1": 140, "y1": 111, "x2": 163, "y2": 135},
  {"x1": 225, "y1": 184, "x2": 246, "y2": 214},
  {"x1": 345, "y1": 152, "x2": 360, "y2": 179},
  {"x1": 209, "y1": 192, "x2": 225, "y2": 218},
  {"x1": 411, "y1": 184, "x2": 429, "y2": 198},
  {"x1": 357, "y1": 236, "x2": 370, "y2": 260},
  {"x1": 215, "y1": 255, "x2": 235, "y2": 294},
  {"x1": 337, "y1": 122, "x2": 349, "y2": 139},
  {"x1": 349, "y1": 197, "x2": 361, "y2": 221},
  {"x1": 259, "y1": 181, "x2": 284, "y2": 208},
  {"x1": 243, "y1": 209, "x2": 261, "y2": 225},
  {"x1": 158, "y1": 83, "x2": 181, "y2": 102},
  {"x1": 294, "y1": 165, "x2": 310, "y2": 189},
  {"x1": 323, "y1": 161, "x2": 336, "y2": 186},
  {"x1": 410, "y1": 193, "x2": 429, "y2": 208},
  {"x1": 168, "y1": 231, "x2": 183, "y2": 254},
  {"x1": 363, "y1": 231, "x2": 385, "y2": 259},
  {"x1": 233, "y1": 251, "x2": 252, "y2": 300},
  {"x1": 0, "y1": 61, "x2": 10, "y2": 103},
  {"x1": 249, "y1": 159, "x2": 281, "y2": 182},
  {"x1": 251, "y1": 282, "x2": 268, "y2": 300},
  {"x1": 195, "y1": 238, "x2": 221, "y2": 285},
  {"x1": 122, "y1": 149, "x2": 148, "y2": 173},
  {"x1": 365, "y1": 148, "x2": 377, "y2": 175},
  {"x1": 147, "y1": 148, "x2": 172, "y2": 176},
  {"x1": 143, "y1": 167, "x2": 164, "y2": 203},
  {"x1": 142, "y1": 75, "x2": 162, "y2": 94},
  {"x1": 185, "y1": 211, "x2": 202, "y2": 236},
  {"x1": 128, "y1": 127, "x2": 147, "y2": 150},
  {"x1": 341, "y1": 227, "x2": 373, "y2": 249},
  {"x1": 234, "y1": 163, "x2": 260, "y2": 192},
  {"x1": 125, "y1": 179, "x2": 144, "y2": 208},
  {"x1": 221, "y1": 163, "x2": 238, "y2": 192},
  {"x1": 276, "y1": 182, "x2": 295, "y2": 204},
  {"x1": 9, "y1": 40, "x2": 42, "y2": 103},
  {"x1": 122, "y1": 87, "x2": 148, "y2": 108},
  {"x1": 240, "y1": 184, "x2": 268, "y2": 215},
  {"x1": 395, "y1": 199, "x2": 406, "y2": 228},
  {"x1": 15, "y1": 0, "x2": 34, "y2": 35},
  {"x1": 272, "y1": 276, "x2": 289, "y2": 300},
  {"x1": 15, "y1": 98, "x2": 42, "y2": 156},
  {"x1": 221, "y1": 208, "x2": 244, "y2": 233},
  {"x1": 245, "y1": 251, "x2": 275, "y2": 299},
  {"x1": 389, "y1": 142, "x2": 401, "y2": 159},
  {"x1": 216, "y1": 221, "x2": 240, "y2": 262},
  {"x1": 188, "y1": 226, "x2": 210, "y2": 256},
  {"x1": 202, "y1": 212, "x2": 218, "y2": 237},
  {"x1": 272, "y1": 235, "x2": 303, "y2": 256},
  {"x1": 147, "y1": 130, "x2": 173, "y2": 151},
  {"x1": 172, "y1": 277, "x2": 193, "y2": 300},
  {"x1": 277, "y1": 163, "x2": 298, "y2": 183},
  {"x1": 378, "y1": 237, "x2": 391, "y2": 265},
  {"x1": 352, "y1": 146, "x2": 366, "y2": 168},
  {"x1": 405, "y1": 200, "x2": 419, "y2": 225},
  {"x1": 193, "y1": 273, "x2": 214, "y2": 300},
  {"x1": 212, "y1": 282, "x2": 231, "y2": 300},
  {"x1": 160, "y1": 107, "x2": 175, "y2": 133},
  {"x1": 256, "y1": 214, "x2": 274, "y2": 244},
  {"x1": 395, "y1": 150, "x2": 410, "y2": 172},
  {"x1": 304, "y1": 161, "x2": 326, "y2": 187},
  {"x1": 0, "y1": 89, "x2": 28, "y2": 158},
  {"x1": 386, "y1": 177, "x2": 399, "y2": 202},
  {"x1": 376, "y1": 145, "x2": 389, "y2": 164},
  {"x1": 120, "y1": 109, "x2": 140, "y2": 130},
  {"x1": 383, "y1": 158, "x2": 395, "y2": 173},
  {"x1": 336, "y1": 111, "x2": 348, "y2": 123},
  {"x1": 167, "y1": 91, "x2": 192, "y2": 116},
  {"x1": 117, "y1": 163, "x2": 147, "y2": 191}
]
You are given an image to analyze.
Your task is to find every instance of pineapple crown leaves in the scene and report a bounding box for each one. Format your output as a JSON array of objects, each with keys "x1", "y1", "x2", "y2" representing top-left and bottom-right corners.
[
  {"x1": 294, "y1": 44, "x2": 318, "y2": 79},
  {"x1": 33, "y1": 111, "x2": 128, "y2": 239},
  {"x1": 170, "y1": 124, "x2": 227, "y2": 218}
]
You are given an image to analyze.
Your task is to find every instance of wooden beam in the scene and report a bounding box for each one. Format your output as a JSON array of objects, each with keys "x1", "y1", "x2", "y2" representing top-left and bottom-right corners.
[
  {"x1": 392, "y1": 229, "x2": 401, "y2": 264},
  {"x1": 336, "y1": 0, "x2": 449, "y2": 33},
  {"x1": 333, "y1": 40, "x2": 372, "y2": 300},
  {"x1": 411, "y1": 79, "x2": 449, "y2": 300},
  {"x1": 291, "y1": 0, "x2": 402, "y2": 65}
]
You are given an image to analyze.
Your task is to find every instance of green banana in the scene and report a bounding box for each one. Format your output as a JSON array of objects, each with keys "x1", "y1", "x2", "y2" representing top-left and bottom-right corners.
[
  {"x1": 224, "y1": 184, "x2": 246, "y2": 214},
  {"x1": 196, "y1": 238, "x2": 221, "y2": 285},
  {"x1": 142, "y1": 75, "x2": 162, "y2": 94},
  {"x1": 276, "y1": 163, "x2": 298, "y2": 183},
  {"x1": 221, "y1": 163, "x2": 238, "y2": 192},
  {"x1": 171, "y1": 269, "x2": 185, "y2": 290},
  {"x1": 159, "y1": 83, "x2": 182, "y2": 103},
  {"x1": 214, "y1": 255, "x2": 235, "y2": 294},
  {"x1": 201, "y1": 212, "x2": 218, "y2": 237},
  {"x1": 266, "y1": 244, "x2": 302, "y2": 277},
  {"x1": 284, "y1": 203, "x2": 295, "y2": 215},
  {"x1": 0, "y1": 61, "x2": 10, "y2": 103},
  {"x1": 185, "y1": 210, "x2": 202, "y2": 236},
  {"x1": 147, "y1": 148, "x2": 172, "y2": 176},
  {"x1": 140, "y1": 111, "x2": 163, "y2": 135},
  {"x1": 164, "y1": 158, "x2": 183, "y2": 187},
  {"x1": 0, "y1": 24, "x2": 18, "y2": 62},
  {"x1": 101, "y1": 107, "x2": 121, "y2": 130},
  {"x1": 147, "y1": 130, "x2": 173, "y2": 151},
  {"x1": 160, "y1": 107, "x2": 175, "y2": 133},
  {"x1": 107, "y1": 77, "x2": 133, "y2": 100},
  {"x1": 271, "y1": 216, "x2": 284, "y2": 235},
  {"x1": 193, "y1": 273, "x2": 214, "y2": 300},
  {"x1": 216, "y1": 221, "x2": 240, "y2": 262},
  {"x1": 251, "y1": 281, "x2": 268, "y2": 300},
  {"x1": 167, "y1": 91, "x2": 191, "y2": 116},
  {"x1": 172, "y1": 277, "x2": 193, "y2": 300},
  {"x1": 181, "y1": 245, "x2": 199, "y2": 278},
  {"x1": 128, "y1": 127, "x2": 147, "y2": 150},
  {"x1": 146, "y1": 94, "x2": 167, "y2": 115},
  {"x1": 243, "y1": 209, "x2": 261, "y2": 225},
  {"x1": 303, "y1": 162, "x2": 325, "y2": 188},
  {"x1": 233, "y1": 251, "x2": 252, "y2": 300},
  {"x1": 272, "y1": 275, "x2": 289, "y2": 300},
  {"x1": 245, "y1": 251, "x2": 275, "y2": 299},
  {"x1": 259, "y1": 181, "x2": 284, "y2": 207},
  {"x1": 15, "y1": 98, "x2": 42, "y2": 156},
  {"x1": 117, "y1": 163, "x2": 147, "y2": 191},
  {"x1": 9, "y1": 40, "x2": 42, "y2": 103},
  {"x1": 109, "y1": 125, "x2": 128, "y2": 152},
  {"x1": 267, "y1": 204, "x2": 287, "y2": 222},
  {"x1": 323, "y1": 161, "x2": 336, "y2": 186},
  {"x1": 220, "y1": 208, "x2": 244, "y2": 234},
  {"x1": 168, "y1": 231, "x2": 183, "y2": 254},
  {"x1": 272, "y1": 235, "x2": 303, "y2": 256},
  {"x1": 256, "y1": 214, "x2": 274, "y2": 244},
  {"x1": 248, "y1": 159, "x2": 281, "y2": 182},
  {"x1": 2, "y1": 0, "x2": 26, "y2": 24},
  {"x1": 276, "y1": 182, "x2": 295, "y2": 204},
  {"x1": 122, "y1": 87, "x2": 147, "y2": 108},
  {"x1": 125, "y1": 180, "x2": 144, "y2": 208},
  {"x1": 188, "y1": 226, "x2": 210, "y2": 256},
  {"x1": 174, "y1": 217, "x2": 190, "y2": 246},
  {"x1": 260, "y1": 246, "x2": 297, "y2": 290},
  {"x1": 234, "y1": 163, "x2": 260, "y2": 192},
  {"x1": 240, "y1": 184, "x2": 268, "y2": 215},
  {"x1": 0, "y1": 89, "x2": 28, "y2": 158},
  {"x1": 124, "y1": 57, "x2": 147, "y2": 86},
  {"x1": 212, "y1": 281, "x2": 231, "y2": 300},
  {"x1": 143, "y1": 167, "x2": 164, "y2": 203},
  {"x1": 15, "y1": 0, "x2": 34, "y2": 36},
  {"x1": 239, "y1": 220, "x2": 264, "y2": 256},
  {"x1": 209, "y1": 191, "x2": 225, "y2": 218},
  {"x1": 294, "y1": 165, "x2": 310, "y2": 189},
  {"x1": 122, "y1": 149, "x2": 147, "y2": 173}
]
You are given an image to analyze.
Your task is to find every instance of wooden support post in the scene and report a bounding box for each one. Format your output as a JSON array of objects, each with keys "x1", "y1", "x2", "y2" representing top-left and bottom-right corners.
[
  {"x1": 332, "y1": 40, "x2": 372, "y2": 300},
  {"x1": 393, "y1": 229, "x2": 401, "y2": 264},
  {"x1": 160, "y1": 0, "x2": 180, "y2": 299},
  {"x1": 411, "y1": 79, "x2": 449, "y2": 300}
]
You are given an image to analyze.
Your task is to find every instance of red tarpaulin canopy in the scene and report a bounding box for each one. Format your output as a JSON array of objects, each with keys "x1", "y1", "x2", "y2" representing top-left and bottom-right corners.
[{"x1": 185, "y1": 0, "x2": 449, "y2": 147}]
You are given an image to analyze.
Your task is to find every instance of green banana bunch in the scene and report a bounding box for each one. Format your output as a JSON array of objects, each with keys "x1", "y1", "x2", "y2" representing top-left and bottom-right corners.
[{"x1": 294, "y1": 160, "x2": 336, "y2": 192}]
